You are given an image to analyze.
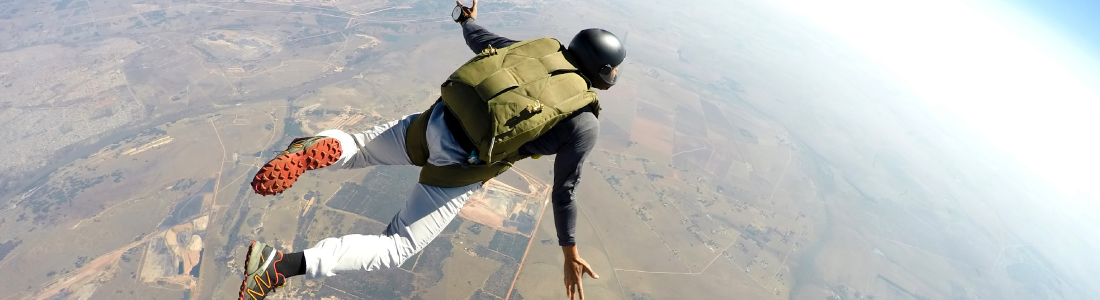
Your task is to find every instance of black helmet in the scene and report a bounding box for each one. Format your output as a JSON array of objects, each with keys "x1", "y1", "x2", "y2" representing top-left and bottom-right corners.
[{"x1": 567, "y1": 29, "x2": 626, "y2": 90}]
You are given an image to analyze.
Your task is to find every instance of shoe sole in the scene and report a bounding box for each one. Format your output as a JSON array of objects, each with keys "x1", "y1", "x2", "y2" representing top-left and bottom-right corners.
[
  {"x1": 251, "y1": 138, "x2": 342, "y2": 196},
  {"x1": 239, "y1": 241, "x2": 261, "y2": 300}
]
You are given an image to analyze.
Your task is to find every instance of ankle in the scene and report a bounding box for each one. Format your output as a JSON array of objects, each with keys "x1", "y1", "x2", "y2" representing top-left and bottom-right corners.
[{"x1": 274, "y1": 251, "x2": 307, "y2": 277}]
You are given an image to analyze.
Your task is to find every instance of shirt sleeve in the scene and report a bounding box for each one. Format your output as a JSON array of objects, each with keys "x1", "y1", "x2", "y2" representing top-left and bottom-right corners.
[
  {"x1": 518, "y1": 109, "x2": 599, "y2": 246},
  {"x1": 461, "y1": 20, "x2": 519, "y2": 54}
]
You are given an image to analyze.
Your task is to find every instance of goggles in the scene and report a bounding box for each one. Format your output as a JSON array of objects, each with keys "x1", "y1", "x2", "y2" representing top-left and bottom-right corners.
[{"x1": 598, "y1": 64, "x2": 619, "y2": 85}]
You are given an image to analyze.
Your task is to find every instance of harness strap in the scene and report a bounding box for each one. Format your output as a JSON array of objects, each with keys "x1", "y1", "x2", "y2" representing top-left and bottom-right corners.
[{"x1": 405, "y1": 103, "x2": 435, "y2": 167}]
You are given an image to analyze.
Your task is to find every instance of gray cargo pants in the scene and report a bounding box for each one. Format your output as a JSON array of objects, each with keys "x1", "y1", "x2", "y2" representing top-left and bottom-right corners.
[{"x1": 302, "y1": 104, "x2": 479, "y2": 278}]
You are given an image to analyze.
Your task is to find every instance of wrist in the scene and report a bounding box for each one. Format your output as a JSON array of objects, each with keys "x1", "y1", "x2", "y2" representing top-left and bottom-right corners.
[{"x1": 561, "y1": 245, "x2": 579, "y2": 258}]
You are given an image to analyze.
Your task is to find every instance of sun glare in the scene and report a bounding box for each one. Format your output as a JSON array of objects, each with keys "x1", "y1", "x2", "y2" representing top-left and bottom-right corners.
[{"x1": 771, "y1": 0, "x2": 1100, "y2": 199}]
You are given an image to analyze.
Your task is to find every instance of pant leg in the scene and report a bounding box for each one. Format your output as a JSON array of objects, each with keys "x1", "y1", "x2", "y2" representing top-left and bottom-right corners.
[
  {"x1": 317, "y1": 113, "x2": 417, "y2": 169},
  {"x1": 318, "y1": 106, "x2": 467, "y2": 168},
  {"x1": 302, "y1": 182, "x2": 480, "y2": 277},
  {"x1": 302, "y1": 104, "x2": 480, "y2": 277}
]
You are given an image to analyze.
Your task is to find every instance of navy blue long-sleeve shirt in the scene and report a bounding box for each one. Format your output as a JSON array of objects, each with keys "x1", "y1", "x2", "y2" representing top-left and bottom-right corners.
[{"x1": 461, "y1": 20, "x2": 599, "y2": 247}]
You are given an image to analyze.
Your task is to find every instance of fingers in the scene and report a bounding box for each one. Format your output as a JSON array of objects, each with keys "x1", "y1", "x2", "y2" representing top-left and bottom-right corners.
[
  {"x1": 579, "y1": 260, "x2": 599, "y2": 279},
  {"x1": 567, "y1": 284, "x2": 575, "y2": 300},
  {"x1": 585, "y1": 266, "x2": 600, "y2": 279},
  {"x1": 456, "y1": 0, "x2": 463, "y2": 7},
  {"x1": 472, "y1": 0, "x2": 478, "y2": 8},
  {"x1": 578, "y1": 282, "x2": 585, "y2": 300}
]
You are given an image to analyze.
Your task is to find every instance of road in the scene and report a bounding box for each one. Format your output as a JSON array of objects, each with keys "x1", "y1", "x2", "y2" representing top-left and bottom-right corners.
[{"x1": 502, "y1": 167, "x2": 551, "y2": 300}]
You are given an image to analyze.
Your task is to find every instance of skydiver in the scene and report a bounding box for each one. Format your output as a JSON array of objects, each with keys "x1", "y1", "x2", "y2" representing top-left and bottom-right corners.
[{"x1": 238, "y1": 1, "x2": 624, "y2": 299}]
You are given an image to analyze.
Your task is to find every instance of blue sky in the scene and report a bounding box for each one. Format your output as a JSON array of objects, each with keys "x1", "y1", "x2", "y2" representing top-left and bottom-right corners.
[
  {"x1": 771, "y1": 0, "x2": 1100, "y2": 200},
  {"x1": 981, "y1": 0, "x2": 1100, "y2": 83},
  {"x1": 1002, "y1": 0, "x2": 1100, "y2": 59}
]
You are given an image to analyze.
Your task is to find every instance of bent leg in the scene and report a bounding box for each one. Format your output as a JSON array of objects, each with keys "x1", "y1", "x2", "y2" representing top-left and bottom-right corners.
[
  {"x1": 317, "y1": 113, "x2": 417, "y2": 169},
  {"x1": 301, "y1": 182, "x2": 480, "y2": 277}
]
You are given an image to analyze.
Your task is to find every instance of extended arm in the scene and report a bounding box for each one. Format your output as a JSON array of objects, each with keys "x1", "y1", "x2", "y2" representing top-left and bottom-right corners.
[
  {"x1": 518, "y1": 109, "x2": 601, "y2": 299},
  {"x1": 461, "y1": 20, "x2": 519, "y2": 54},
  {"x1": 545, "y1": 109, "x2": 601, "y2": 300},
  {"x1": 549, "y1": 121, "x2": 596, "y2": 247},
  {"x1": 455, "y1": 0, "x2": 516, "y2": 52},
  {"x1": 517, "y1": 109, "x2": 599, "y2": 246}
]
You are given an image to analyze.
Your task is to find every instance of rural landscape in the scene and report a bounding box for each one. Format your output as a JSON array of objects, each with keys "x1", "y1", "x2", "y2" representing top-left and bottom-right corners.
[{"x1": 0, "y1": 0, "x2": 1098, "y2": 299}]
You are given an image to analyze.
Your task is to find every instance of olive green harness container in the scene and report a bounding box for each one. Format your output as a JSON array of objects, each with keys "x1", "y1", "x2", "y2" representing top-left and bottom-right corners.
[{"x1": 406, "y1": 37, "x2": 600, "y2": 187}]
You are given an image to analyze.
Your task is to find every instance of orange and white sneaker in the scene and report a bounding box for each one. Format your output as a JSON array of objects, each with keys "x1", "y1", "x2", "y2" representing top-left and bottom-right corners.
[
  {"x1": 251, "y1": 136, "x2": 342, "y2": 196},
  {"x1": 239, "y1": 241, "x2": 287, "y2": 300}
]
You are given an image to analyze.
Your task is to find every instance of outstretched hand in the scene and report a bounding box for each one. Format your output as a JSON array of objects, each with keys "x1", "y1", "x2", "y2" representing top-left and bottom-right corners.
[
  {"x1": 563, "y1": 246, "x2": 599, "y2": 300},
  {"x1": 455, "y1": 0, "x2": 478, "y2": 23}
]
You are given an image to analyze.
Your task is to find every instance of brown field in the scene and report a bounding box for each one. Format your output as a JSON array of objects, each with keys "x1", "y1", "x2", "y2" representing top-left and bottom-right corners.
[
  {"x1": 672, "y1": 133, "x2": 713, "y2": 170},
  {"x1": 635, "y1": 100, "x2": 673, "y2": 123},
  {"x1": 459, "y1": 204, "x2": 511, "y2": 231},
  {"x1": 597, "y1": 111, "x2": 636, "y2": 154},
  {"x1": 454, "y1": 219, "x2": 498, "y2": 247},
  {"x1": 705, "y1": 151, "x2": 734, "y2": 178},
  {"x1": 417, "y1": 248, "x2": 502, "y2": 299},
  {"x1": 580, "y1": 175, "x2": 690, "y2": 272},
  {"x1": 598, "y1": 90, "x2": 640, "y2": 119},
  {"x1": 630, "y1": 118, "x2": 674, "y2": 159},
  {"x1": 458, "y1": 168, "x2": 547, "y2": 235},
  {"x1": 674, "y1": 104, "x2": 709, "y2": 138}
]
